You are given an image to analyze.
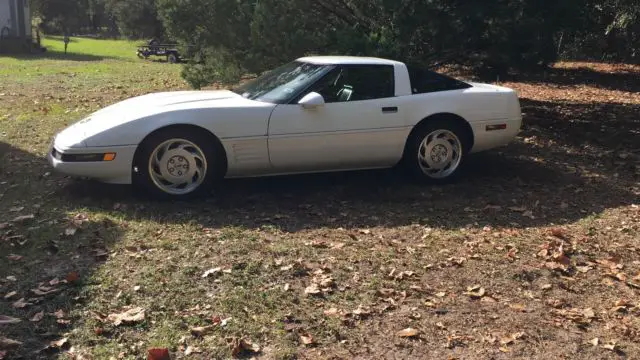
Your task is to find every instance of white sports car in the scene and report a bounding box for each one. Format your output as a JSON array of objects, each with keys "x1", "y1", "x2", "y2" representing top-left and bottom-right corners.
[{"x1": 48, "y1": 56, "x2": 522, "y2": 199}]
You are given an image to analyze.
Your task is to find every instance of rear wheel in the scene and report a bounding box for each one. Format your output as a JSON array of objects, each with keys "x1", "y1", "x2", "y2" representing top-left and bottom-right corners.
[
  {"x1": 167, "y1": 53, "x2": 178, "y2": 64},
  {"x1": 133, "y1": 128, "x2": 222, "y2": 199},
  {"x1": 403, "y1": 120, "x2": 469, "y2": 183}
]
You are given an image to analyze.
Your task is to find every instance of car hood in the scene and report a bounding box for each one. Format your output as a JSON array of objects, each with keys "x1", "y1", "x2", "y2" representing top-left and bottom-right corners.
[{"x1": 55, "y1": 90, "x2": 258, "y2": 148}]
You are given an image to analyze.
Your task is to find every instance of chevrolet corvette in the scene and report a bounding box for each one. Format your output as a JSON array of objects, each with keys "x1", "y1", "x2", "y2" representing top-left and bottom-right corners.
[{"x1": 48, "y1": 56, "x2": 522, "y2": 199}]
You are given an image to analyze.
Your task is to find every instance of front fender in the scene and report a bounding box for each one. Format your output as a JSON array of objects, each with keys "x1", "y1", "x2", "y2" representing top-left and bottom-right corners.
[{"x1": 83, "y1": 106, "x2": 275, "y2": 147}]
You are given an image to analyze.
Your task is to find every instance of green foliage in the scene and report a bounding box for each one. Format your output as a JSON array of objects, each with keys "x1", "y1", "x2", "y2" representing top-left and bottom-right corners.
[
  {"x1": 158, "y1": 0, "x2": 575, "y2": 86},
  {"x1": 102, "y1": 0, "x2": 163, "y2": 38},
  {"x1": 31, "y1": 0, "x2": 640, "y2": 86}
]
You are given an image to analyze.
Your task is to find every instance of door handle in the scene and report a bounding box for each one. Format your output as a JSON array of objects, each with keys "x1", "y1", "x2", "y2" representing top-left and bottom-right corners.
[{"x1": 382, "y1": 107, "x2": 398, "y2": 113}]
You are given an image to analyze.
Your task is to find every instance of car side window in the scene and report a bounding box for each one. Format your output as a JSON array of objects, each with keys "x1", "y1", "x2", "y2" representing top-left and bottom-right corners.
[
  {"x1": 306, "y1": 65, "x2": 395, "y2": 103},
  {"x1": 407, "y1": 65, "x2": 472, "y2": 94}
]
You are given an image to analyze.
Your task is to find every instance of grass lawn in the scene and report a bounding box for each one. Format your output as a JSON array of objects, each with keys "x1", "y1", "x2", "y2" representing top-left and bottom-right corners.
[{"x1": 1, "y1": 38, "x2": 639, "y2": 359}]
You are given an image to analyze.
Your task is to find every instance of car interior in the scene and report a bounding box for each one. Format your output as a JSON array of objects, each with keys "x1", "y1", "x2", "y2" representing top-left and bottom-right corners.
[{"x1": 307, "y1": 66, "x2": 394, "y2": 103}]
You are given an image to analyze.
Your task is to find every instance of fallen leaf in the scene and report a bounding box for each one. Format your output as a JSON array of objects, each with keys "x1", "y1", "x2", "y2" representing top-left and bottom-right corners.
[
  {"x1": 352, "y1": 305, "x2": 371, "y2": 317},
  {"x1": 522, "y1": 210, "x2": 535, "y2": 219},
  {"x1": 220, "y1": 317, "x2": 232, "y2": 327},
  {"x1": 464, "y1": 286, "x2": 486, "y2": 298},
  {"x1": 602, "y1": 341, "x2": 618, "y2": 351},
  {"x1": 64, "y1": 227, "x2": 77, "y2": 236},
  {"x1": 30, "y1": 311, "x2": 44, "y2": 322},
  {"x1": 184, "y1": 346, "x2": 202, "y2": 355},
  {"x1": 396, "y1": 327, "x2": 419, "y2": 338},
  {"x1": 65, "y1": 272, "x2": 80, "y2": 284},
  {"x1": 12, "y1": 298, "x2": 32, "y2": 309},
  {"x1": 500, "y1": 332, "x2": 526, "y2": 346},
  {"x1": 190, "y1": 325, "x2": 215, "y2": 337},
  {"x1": 377, "y1": 288, "x2": 396, "y2": 297},
  {"x1": 231, "y1": 337, "x2": 260, "y2": 358},
  {"x1": 53, "y1": 310, "x2": 65, "y2": 319},
  {"x1": 9, "y1": 206, "x2": 24, "y2": 212},
  {"x1": 435, "y1": 292, "x2": 446, "y2": 298},
  {"x1": 106, "y1": 307, "x2": 145, "y2": 326},
  {"x1": 201, "y1": 267, "x2": 222, "y2": 278},
  {"x1": 0, "y1": 337, "x2": 22, "y2": 349},
  {"x1": 509, "y1": 304, "x2": 527, "y2": 312},
  {"x1": 583, "y1": 308, "x2": 596, "y2": 319},
  {"x1": 549, "y1": 228, "x2": 567, "y2": 239},
  {"x1": 11, "y1": 214, "x2": 34, "y2": 223},
  {"x1": 0, "y1": 315, "x2": 21, "y2": 325},
  {"x1": 31, "y1": 286, "x2": 60, "y2": 296},
  {"x1": 590, "y1": 338, "x2": 599, "y2": 346},
  {"x1": 299, "y1": 333, "x2": 315, "y2": 345},
  {"x1": 304, "y1": 283, "x2": 321, "y2": 295},
  {"x1": 147, "y1": 347, "x2": 171, "y2": 360},
  {"x1": 576, "y1": 266, "x2": 592, "y2": 273},
  {"x1": 49, "y1": 338, "x2": 68, "y2": 349},
  {"x1": 6, "y1": 254, "x2": 22, "y2": 261},
  {"x1": 323, "y1": 308, "x2": 339, "y2": 316},
  {"x1": 3, "y1": 292, "x2": 17, "y2": 300}
]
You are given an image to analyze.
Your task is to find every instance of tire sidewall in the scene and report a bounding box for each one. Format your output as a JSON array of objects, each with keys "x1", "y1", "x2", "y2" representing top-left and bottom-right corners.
[
  {"x1": 132, "y1": 128, "x2": 221, "y2": 200},
  {"x1": 404, "y1": 121, "x2": 469, "y2": 183}
]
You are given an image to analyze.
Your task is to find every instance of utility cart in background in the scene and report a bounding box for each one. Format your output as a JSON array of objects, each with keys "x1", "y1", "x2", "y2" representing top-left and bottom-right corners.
[{"x1": 136, "y1": 39, "x2": 191, "y2": 63}]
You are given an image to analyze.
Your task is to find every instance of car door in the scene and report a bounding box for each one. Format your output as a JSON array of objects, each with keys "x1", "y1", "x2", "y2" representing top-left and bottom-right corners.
[{"x1": 267, "y1": 64, "x2": 408, "y2": 173}]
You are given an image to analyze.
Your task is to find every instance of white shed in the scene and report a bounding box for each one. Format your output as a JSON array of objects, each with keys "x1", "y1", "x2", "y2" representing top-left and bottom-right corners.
[{"x1": 0, "y1": 0, "x2": 31, "y2": 40}]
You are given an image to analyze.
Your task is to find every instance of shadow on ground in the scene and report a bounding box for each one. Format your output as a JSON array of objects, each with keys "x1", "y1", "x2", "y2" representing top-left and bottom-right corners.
[
  {"x1": 3, "y1": 50, "x2": 120, "y2": 62},
  {"x1": 57, "y1": 106, "x2": 638, "y2": 234},
  {"x1": 0, "y1": 142, "x2": 124, "y2": 357},
  {"x1": 521, "y1": 98, "x2": 640, "y2": 150},
  {"x1": 509, "y1": 64, "x2": 640, "y2": 93}
]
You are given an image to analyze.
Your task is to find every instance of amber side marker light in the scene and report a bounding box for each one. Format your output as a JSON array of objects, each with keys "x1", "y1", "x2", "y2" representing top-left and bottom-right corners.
[{"x1": 103, "y1": 153, "x2": 117, "y2": 161}]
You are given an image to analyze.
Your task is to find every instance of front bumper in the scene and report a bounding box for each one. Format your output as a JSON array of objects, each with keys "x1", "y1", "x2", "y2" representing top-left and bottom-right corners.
[{"x1": 47, "y1": 139, "x2": 137, "y2": 184}]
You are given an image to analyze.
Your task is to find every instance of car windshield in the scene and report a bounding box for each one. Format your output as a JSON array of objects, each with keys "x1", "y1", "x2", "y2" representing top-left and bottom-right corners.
[{"x1": 232, "y1": 61, "x2": 334, "y2": 104}]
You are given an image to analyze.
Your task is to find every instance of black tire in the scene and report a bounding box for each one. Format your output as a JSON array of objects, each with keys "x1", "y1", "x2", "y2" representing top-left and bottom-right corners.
[
  {"x1": 402, "y1": 119, "x2": 470, "y2": 184},
  {"x1": 132, "y1": 128, "x2": 224, "y2": 200},
  {"x1": 167, "y1": 53, "x2": 178, "y2": 64}
]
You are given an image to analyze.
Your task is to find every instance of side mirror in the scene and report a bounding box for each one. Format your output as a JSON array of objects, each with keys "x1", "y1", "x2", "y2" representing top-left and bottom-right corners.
[{"x1": 298, "y1": 92, "x2": 325, "y2": 109}]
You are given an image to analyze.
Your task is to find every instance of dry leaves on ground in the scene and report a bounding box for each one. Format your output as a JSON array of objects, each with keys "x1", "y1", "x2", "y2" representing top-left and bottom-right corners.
[
  {"x1": 551, "y1": 307, "x2": 597, "y2": 326},
  {"x1": 396, "y1": 328, "x2": 420, "y2": 338},
  {"x1": 105, "y1": 307, "x2": 145, "y2": 326},
  {"x1": 0, "y1": 315, "x2": 20, "y2": 325},
  {"x1": 11, "y1": 298, "x2": 32, "y2": 309},
  {"x1": 300, "y1": 332, "x2": 315, "y2": 345},
  {"x1": 231, "y1": 337, "x2": 260, "y2": 358},
  {"x1": 0, "y1": 337, "x2": 22, "y2": 349},
  {"x1": 190, "y1": 325, "x2": 215, "y2": 337},
  {"x1": 29, "y1": 311, "x2": 44, "y2": 322}
]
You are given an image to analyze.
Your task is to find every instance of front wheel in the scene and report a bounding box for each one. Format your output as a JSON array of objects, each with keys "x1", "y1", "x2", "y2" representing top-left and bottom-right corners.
[
  {"x1": 132, "y1": 128, "x2": 222, "y2": 200},
  {"x1": 403, "y1": 121, "x2": 468, "y2": 183}
]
